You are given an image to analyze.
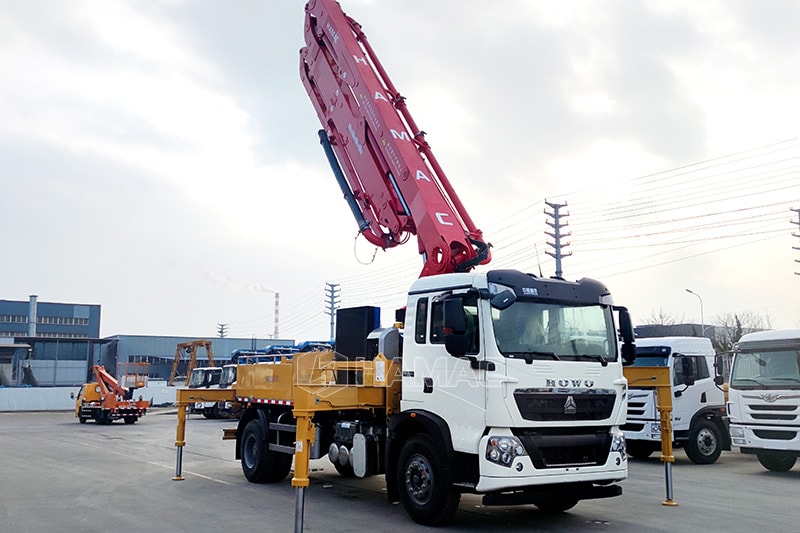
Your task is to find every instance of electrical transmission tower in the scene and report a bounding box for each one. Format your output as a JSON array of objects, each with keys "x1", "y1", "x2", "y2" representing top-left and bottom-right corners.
[
  {"x1": 324, "y1": 282, "x2": 341, "y2": 341},
  {"x1": 545, "y1": 200, "x2": 572, "y2": 279},
  {"x1": 216, "y1": 323, "x2": 228, "y2": 338},
  {"x1": 792, "y1": 208, "x2": 800, "y2": 276}
]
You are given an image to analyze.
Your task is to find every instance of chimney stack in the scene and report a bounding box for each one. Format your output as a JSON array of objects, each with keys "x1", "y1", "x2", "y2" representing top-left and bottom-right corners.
[{"x1": 28, "y1": 295, "x2": 38, "y2": 337}]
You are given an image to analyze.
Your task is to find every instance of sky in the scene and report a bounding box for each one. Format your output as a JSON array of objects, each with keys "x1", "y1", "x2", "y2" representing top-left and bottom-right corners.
[{"x1": 1, "y1": 0, "x2": 799, "y2": 342}]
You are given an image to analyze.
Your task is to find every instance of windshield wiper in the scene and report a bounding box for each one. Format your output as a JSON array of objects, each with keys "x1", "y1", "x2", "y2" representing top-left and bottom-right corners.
[
  {"x1": 572, "y1": 354, "x2": 609, "y2": 367},
  {"x1": 506, "y1": 351, "x2": 561, "y2": 364},
  {"x1": 733, "y1": 377, "x2": 767, "y2": 386},
  {"x1": 771, "y1": 377, "x2": 800, "y2": 383}
]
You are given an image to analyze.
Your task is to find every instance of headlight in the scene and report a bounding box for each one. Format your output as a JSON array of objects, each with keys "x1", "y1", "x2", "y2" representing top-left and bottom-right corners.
[
  {"x1": 729, "y1": 426, "x2": 745, "y2": 438},
  {"x1": 609, "y1": 433, "x2": 627, "y2": 466},
  {"x1": 486, "y1": 436, "x2": 527, "y2": 467},
  {"x1": 610, "y1": 433, "x2": 626, "y2": 454}
]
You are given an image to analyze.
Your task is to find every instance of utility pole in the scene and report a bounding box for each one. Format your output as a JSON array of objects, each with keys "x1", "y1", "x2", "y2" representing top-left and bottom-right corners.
[
  {"x1": 273, "y1": 292, "x2": 280, "y2": 339},
  {"x1": 545, "y1": 200, "x2": 572, "y2": 279},
  {"x1": 324, "y1": 283, "x2": 341, "y2": 342},
  {"x1": 792, "y1": 208, "x2": 800, "y2": 276},
  {"x1": 216, "y1": 323, "x2": 228, "y2": 338}
]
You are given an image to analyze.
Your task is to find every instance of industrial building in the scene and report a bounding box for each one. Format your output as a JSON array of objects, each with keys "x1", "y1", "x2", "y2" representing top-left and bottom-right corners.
[{"x1": 0, "y1": 295, "x2": 292, "y2": 387}]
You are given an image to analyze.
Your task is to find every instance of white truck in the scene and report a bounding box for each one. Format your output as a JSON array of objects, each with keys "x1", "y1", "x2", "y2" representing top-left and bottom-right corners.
[
  {"x1": 623, "y1": 337, "x2": 729, "y2": 464},
  {"x1": 187, "y1": 366, "x2": 222, "y2": 418},
  {"x1": 727, "y1": 329, "x2": 800, "y2": 471}
]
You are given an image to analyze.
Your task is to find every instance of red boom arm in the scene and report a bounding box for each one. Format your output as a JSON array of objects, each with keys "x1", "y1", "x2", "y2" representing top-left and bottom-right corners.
[{"x1": 300, "y1": 0, "x2": 491, "y2": 277}]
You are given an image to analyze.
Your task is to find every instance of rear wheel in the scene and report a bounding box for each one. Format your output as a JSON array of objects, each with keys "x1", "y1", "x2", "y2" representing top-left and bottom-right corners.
[
  {"x1": 240, "y1": 419, "x2": 292, "y2": 483},
  {"x1": 124, "y1": 416, "x2": 137, "y2": 424},
  {"x1": 397, "y1": 434, "x2": 460, "y2": 526},
  {"x1": 756, "y1": 451, "x2": 797, "y2": 472},
  {"x1": 685, "y1": 420, "x2": 722, "y2": 464}
]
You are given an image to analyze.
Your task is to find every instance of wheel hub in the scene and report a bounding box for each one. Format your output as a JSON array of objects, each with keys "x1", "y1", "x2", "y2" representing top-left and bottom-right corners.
[
  {"x1": 243, "y1": 435, "x2": 257, "y2": 468},
  {"x1": 405, "y1": 455, "x2": 433, "y2": 505},
  {"x1": 697, "y1": 428, "x2": 717, "y2": 455}
]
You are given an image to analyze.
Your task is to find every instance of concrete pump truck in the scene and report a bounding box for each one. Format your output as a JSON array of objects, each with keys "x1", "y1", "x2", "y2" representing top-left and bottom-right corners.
[{"x1": 173, "y1": 0, "x2": 636, "y2": 527}]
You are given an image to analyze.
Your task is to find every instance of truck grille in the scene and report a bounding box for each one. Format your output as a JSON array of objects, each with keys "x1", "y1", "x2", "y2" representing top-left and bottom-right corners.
[
  {"x1": 621, "y1": 423, "x2": 645, "y2": 432},
  {"x1": 626, "y1": 399, "x2": 648, "y2": 418},
  {"x1": 753, "y1": 429, "x2": 797, "y2": 440},
  {"x1": 513, "y1": 389, "x2": 616, "y2": 421},
  {"x1": 512, "y1": 427, "x2": 611, "y2": 468},
  {"x1": 746, "y1": 403, "x2": 798, "y2": 423}
]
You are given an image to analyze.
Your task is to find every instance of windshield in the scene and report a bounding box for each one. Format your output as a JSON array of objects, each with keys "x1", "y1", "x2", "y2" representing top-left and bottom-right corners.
[
  {"x1": 219, "y1": 366, "x2": 236, "y2": 388},
  {"x1": 730, "y1": 349, "x2": 800, "y2": 389},
  {"x1": 492, "y1": 301, "x2": 616, "y2": 362},
  {"x1": 631, "y1": 355, "x2": 669, "y2": 367},
  {"x1": 188, "y1": 369, "x2": 206, "y2": 388}
]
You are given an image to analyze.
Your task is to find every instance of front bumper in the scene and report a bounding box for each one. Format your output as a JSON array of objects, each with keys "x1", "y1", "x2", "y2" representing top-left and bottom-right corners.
[
  {"x1": 729, "y1": 422, "x2": 800, "y2": 452},
  {"x1": 474, "y1": 428, "x2": 627, "y2": 493}
]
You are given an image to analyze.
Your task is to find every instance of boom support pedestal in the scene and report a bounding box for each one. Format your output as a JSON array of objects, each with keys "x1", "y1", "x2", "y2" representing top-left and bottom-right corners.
[{"x1": 623, "y1": 366, "x2": 676, "y2": 506}]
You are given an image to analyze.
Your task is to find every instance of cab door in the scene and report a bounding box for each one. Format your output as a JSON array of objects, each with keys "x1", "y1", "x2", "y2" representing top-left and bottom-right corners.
[
  {"x1": 427, "y1": 293, "x2": 487, "y2": 453},
  {"x1": 671, "y1": 354, "x2": 712, "y2": 431}
]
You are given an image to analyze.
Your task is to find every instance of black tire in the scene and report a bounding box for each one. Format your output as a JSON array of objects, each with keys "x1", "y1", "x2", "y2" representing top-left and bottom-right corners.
[
  {"x1": 203, "y1": 408, "x2": 215, "y2": 419},
  {"x1": 240, "y1": 419, "x2": 292, "y2": 483},
  {"x1": 627, "y1": 441, "x2": 658, "y2": 459},
  {"x1": 78, "y1": 416, "x2": 88, "y2": 424},
  {"x1": 332, "y1": 459, "x2": 355, "y2": 478},
  {"x1": 685, "y1": 419, "x2": 722, "y2": 464},
  {"x1": 124, "y1": 417, "x2": 137, "y2": 424},
  {"x1": 397, "y1": 434, "x2": 460, "y2": 526},
  {"x1": 534, "y1": 498, "x2": 579, "y2": 514},
  {"x1": 756, "y1": 451, "x2": 797, "y2": 472}
]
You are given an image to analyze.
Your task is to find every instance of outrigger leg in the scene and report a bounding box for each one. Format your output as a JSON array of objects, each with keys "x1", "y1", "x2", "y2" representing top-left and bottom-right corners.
[
  {"x1": 292, "y1": 412, "x2": 315, "y2": 533},
  {"x1": 173, "y1": 396, "x2": 187, "y2": 481}
]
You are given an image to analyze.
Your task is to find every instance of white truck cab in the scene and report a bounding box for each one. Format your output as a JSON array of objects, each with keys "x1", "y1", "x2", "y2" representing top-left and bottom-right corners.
[
  {"x1": 623, "y1": 337, "x2": 729, "y2": 464},
  {"x1": 188, "y1": 366, "x2": 222, "y2": 418},
  {"x1": 727, "y1": 329, "x2": 800, "y2": 471}
]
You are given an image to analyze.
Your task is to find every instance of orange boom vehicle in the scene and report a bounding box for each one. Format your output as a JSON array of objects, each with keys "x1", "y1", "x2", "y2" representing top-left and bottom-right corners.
[{"x1": 71, "y1": 364, "x2": 150, "y2": 425}]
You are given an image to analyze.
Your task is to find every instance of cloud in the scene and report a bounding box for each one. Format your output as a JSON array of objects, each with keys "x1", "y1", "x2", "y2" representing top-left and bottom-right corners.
[{"x1": 1, "y1": 0, "x2": 798, "y2": 341}]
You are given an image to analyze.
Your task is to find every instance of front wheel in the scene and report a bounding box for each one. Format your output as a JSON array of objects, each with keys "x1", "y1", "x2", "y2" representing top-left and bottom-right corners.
[
  {"x1": 685, "y1": 419, "x2": 722, "y2": 464},
  {"x1": 756, "y1": 451, "x2": 797, "y2": 472},
  {"x1": 397, "y1": 434, "x2": 460, "y2": 526}
]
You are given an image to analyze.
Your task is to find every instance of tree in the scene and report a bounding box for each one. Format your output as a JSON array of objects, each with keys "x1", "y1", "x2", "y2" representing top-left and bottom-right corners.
[
  {"x1": 712, "y1": 311, "x2": 772, "y2": 353},
  {"x1": 642, "y1": 308, "x2": 684, "y2": 326}
]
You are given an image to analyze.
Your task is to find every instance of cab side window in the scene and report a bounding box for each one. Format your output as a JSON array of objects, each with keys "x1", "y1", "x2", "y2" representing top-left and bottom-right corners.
[
  {"x1": 415, "y1": 298, "x2": 428, "y2": 344},
  {"x1": 673, "y1": 356, "x2": 709, "y2": 386}
]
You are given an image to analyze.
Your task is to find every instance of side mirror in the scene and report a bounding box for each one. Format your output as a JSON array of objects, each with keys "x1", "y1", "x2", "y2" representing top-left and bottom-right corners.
[
  {"x1": 443, "y1": 298, "x2": 467, "y2": 356},
  {"x1": 714, "y1": 375, "x2": 725, "y2": 386},
  {"x1": 616, "y1": 307, "x2": 634, "y2": 343},
  {"x1": 621, "y1": 343, "x2": 636, "y2": 366}
]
